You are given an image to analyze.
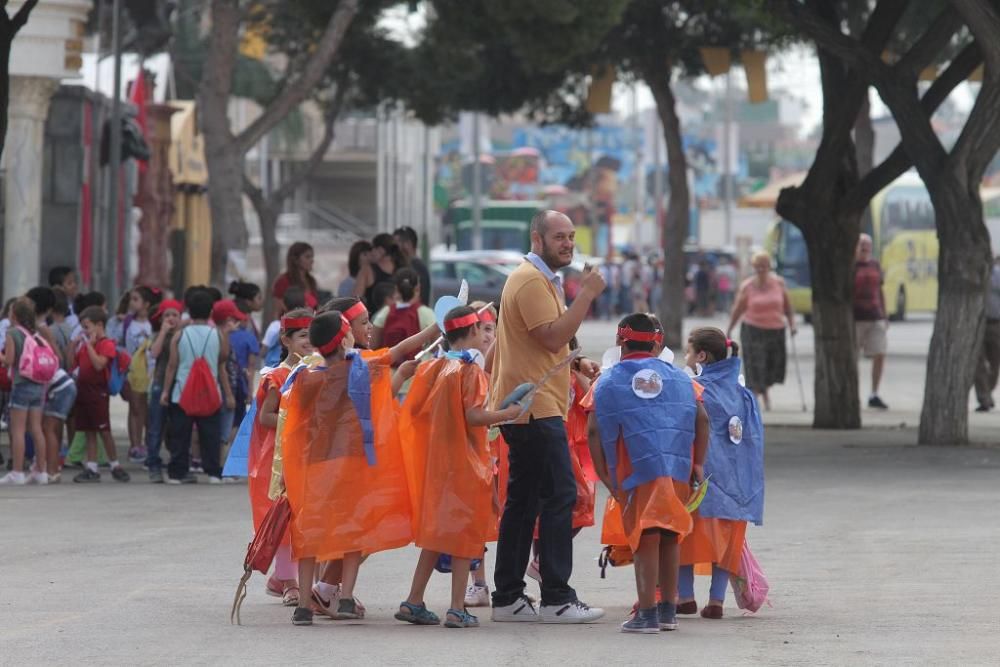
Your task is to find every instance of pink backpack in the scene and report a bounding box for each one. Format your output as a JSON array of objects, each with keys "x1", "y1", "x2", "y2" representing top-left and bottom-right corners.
[
  {"x1": 730, "y1": 542, "x2": 770, "y2": 613},
  {"x1": 16, "y1": 326, "x2": 59, "y2": 384}
]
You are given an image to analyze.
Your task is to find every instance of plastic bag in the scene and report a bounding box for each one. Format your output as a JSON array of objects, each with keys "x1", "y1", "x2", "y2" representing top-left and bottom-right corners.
[{"x1": 731, "y1": 541, "x2": 770, "y2": 613}]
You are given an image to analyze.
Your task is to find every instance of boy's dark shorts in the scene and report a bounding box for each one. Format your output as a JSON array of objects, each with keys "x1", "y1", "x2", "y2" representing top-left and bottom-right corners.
[{"x1": 75, "y1": 382, "x2": 111, "y2": 431}]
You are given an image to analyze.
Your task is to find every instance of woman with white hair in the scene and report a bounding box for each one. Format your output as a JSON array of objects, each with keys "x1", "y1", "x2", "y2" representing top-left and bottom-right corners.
[{"x1": 726, "y1": 251, "x2": 796, "y2": 410}]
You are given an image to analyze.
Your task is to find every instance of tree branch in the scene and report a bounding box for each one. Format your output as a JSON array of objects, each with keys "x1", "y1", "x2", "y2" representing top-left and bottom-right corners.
[
  {"x1": 952, "y1": 0, "x2": 1000, "y2": 71},
  {"x1": 894, "y1": 6, "x2": 963, "y2": 77},
  {"x1": 269, "y1": 100, "x2": 342, "y2": 205},
  {"x1": 235, "y1": 0, "x2": 359, "y2": 155},
  {"x1": 10, "y1": 0, "x2": 39, "y2": 33},
  {"x1": 848, "y1": 42, "x2": 983, "y2": 211}
]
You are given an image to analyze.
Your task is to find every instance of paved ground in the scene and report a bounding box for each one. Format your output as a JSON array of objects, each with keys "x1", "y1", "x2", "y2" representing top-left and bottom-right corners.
[{"x1": 3, "y1": 315, "x2": 1000, "y2": 665}]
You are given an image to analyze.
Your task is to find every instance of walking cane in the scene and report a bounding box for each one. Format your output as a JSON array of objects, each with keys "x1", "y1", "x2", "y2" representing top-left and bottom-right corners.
[{"x1": 789, "y1": 329, "x2": 807, "y2": 412}]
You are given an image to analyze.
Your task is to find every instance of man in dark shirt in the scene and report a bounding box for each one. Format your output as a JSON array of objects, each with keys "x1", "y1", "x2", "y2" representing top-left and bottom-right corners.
[
  {"x1": 853, "y1": 234, "x2": 889, "y2": 409},
  {"x1": 394, "y1": 226, "x2": 432, "y2": 305}
]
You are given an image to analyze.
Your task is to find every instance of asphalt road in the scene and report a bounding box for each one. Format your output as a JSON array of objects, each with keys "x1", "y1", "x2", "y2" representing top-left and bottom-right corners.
[{"x1": 2, "y1": 316, "x2": 999, "y2": 665}]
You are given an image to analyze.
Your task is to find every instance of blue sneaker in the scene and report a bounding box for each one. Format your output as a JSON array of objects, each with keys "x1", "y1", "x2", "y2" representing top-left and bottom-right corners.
[
  {"x1": 621, "y1": 607, "x2": 659, "y2": 634},
  {"x1": 657, "y1": 602, "x2": 678, "y2": 631}
]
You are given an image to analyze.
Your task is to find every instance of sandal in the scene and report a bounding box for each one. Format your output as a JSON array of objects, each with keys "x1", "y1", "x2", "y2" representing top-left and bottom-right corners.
[
  {"x1": 444, "y1": 608, "x2": 479, "y2": 628},
  {"x1": 394, "y1": 601, "x2": 441, "y2": 625},
  {"x1": 282, "y1": 585, "x2": 300, "y2": 607}
]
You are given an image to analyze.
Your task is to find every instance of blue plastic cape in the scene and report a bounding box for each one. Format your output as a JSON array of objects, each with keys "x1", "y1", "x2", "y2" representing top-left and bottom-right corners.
[
  {"x1": 695, "y1": 357, "x2": 765, "y2": 525},
  {"x1": 594, "y1": 356, "x2": 696, "y2": 491},
  {"x1": 221, "y1": 400, "x2": 256, "y2": 477},
  {"x1": 346, "y1": 350, "x2": 376, "y2": 466}
]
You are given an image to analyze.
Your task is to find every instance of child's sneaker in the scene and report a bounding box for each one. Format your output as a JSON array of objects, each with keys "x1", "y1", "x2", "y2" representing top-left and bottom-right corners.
[
  {"x1": 621, "y1": 607, "x2": 659, "y2": 634},
  {"x1": 291, "y1": 607, "x2": 313, "y2": 626},
  {"x1": 657, "y1": 601, "x2": 678, "y2": 630},
  {"x1": 0, "y1": 470, "x2": 26, "y2": 485},
  {"x1": 128, "y1": 447, "x2": 147, "y2": 464},
  {"x1": 464, "y1": 583, "x2": 490, "y2": 607},
  {"x1": 491, "y1": 594, "x2": 540, "y2": 622},
  {"x1": 190, "y1": 458, "x2": 204, "y2": 473},
  {"x1": 73, "y1": 469, "x2": 101, "y2": 483},
  {"x1": 311, "y1": 583, "x2": 341, "y2": 618},
  {"x1": 27, "y1": 470, "x2": 49, "y2": 485},
  {"x1": 111, "y1": 466, "x2": 131, "y2": 482}
]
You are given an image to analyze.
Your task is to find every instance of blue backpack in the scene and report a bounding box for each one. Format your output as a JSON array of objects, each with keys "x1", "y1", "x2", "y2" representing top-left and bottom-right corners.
[{"x1": 108, "y1": 349, "x2": 131, "y2": 396}]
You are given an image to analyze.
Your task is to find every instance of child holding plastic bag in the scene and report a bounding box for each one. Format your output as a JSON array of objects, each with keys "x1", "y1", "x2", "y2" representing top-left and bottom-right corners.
[
  {"x1": 678, "y1": 327, "x2": 765, "y2": 619},
  {"x1": 246, "y1": 309, "x2": 313, "y2": 606},
  {"x1": 396, "y1": 306, "x2": 521, "y2": 628}
]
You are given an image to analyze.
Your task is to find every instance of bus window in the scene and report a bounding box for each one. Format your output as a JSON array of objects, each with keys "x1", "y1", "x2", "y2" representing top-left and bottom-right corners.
[
  {"x1": 880, "y1": 185, "x2": 934, "y2": 245},
  {"x1": 775, "y1": 221, "x2": 810, "y2": 289}
]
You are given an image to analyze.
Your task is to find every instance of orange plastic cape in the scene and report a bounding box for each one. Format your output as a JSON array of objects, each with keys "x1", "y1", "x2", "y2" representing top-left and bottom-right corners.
[
  {"x1": 680, "y1": 512, "x2": 747, "y2": 575},
  {"x1": 399, "y1": 356, "x2": 494, "y2": 559},
  {"x1": 248, "y1": 365, "x2": 292, "y2": 537},
  {"x1": 282, "y1": 350, "x2": 412, "y2": 561}
]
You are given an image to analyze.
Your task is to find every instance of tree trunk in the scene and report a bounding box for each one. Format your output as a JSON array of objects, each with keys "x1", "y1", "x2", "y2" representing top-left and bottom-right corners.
[
  {"x1": 648, "y1": 75, "x2": 689, "y2": 350},
  {"x1": 199, "y1": 0, "x2": 245, "y2": 287},
  {"x1": 918, "y1": 182, "x2": 991, "y2": 444},
  {"x1": 258, "y1": 201, "x2": 281, "y2": 326}
]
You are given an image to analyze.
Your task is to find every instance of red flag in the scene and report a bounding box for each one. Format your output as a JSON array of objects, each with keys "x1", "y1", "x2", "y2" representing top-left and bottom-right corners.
[{"x1": 129, "y1": 69, "x2": 149, "y2": 177}]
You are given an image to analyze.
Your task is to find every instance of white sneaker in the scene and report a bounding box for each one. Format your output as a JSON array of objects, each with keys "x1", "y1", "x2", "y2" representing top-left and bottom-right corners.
[
  {"x1": 0, "y1": 471, "x2": 27, "y2": 485},
  {"x1": 464, "y1": 583, "x2": 490, "y2": 607},
  {"x1": 208, "y1": 476, "x2": 223, "y2": 484},
  {"x1": 540, "y1": 600, "x2": 605, "y2": 624},
  {"x1": 491, "y1": 594, "x2": 540, "y2": 622},
  {"x1": 28, "y1": 470, "x2": 49, "y2": 485},
  {"x1": 311, "y1": 583, "x2": 341, "y2": 619}
]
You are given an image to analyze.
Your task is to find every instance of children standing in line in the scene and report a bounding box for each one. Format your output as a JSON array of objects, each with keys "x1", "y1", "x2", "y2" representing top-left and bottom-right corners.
[
  {"x1": 397, "y1": 306, "x2": 521, "y2": 628},
  {"x1": 249, "y1": 308, "x2": 313, "y2": 606},
  {"x1": 125, "y1": 286, "x2": 159, "y2": 463},
  {"x1": 0, "y1": 300, "x2": 57, "y2": 485},
  {"x1": 160, "y1": 289, "x2": 235, "y2": 484},
  {"x1": 72, "y1": 306, "x2": 130, "y2": 483},
  {"x1": 678, "y1": 327, "x2": 764, "y2": 619},
  {"x1": 587, "y1": 313, "x2": 708, "y2": 633},
  {"x1": 146, "y1": 299, "x2": 182, "y2": 483},
  {"x1": 282, "y1": 311, "x2": 415, "y2": 626}
]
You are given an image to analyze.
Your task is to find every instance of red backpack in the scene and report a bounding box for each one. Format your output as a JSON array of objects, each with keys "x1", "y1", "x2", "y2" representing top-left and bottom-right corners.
[
  {"x1": 178, "y1": 330, "x2": 222, "y2": 417},
  {"x1": 381, "y1": 303, "x2": 421, "y2": 358}
]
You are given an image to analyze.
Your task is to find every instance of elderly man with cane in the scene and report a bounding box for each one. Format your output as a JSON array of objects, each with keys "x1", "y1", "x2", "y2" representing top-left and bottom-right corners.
[{"x1": 490, "y1": 210, "x2": 606, "y2": 623}]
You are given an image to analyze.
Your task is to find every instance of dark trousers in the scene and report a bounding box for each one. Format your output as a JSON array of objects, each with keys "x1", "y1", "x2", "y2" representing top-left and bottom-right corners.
[
  {"x1": 166, "y1": 404, "x2": 222, "y2": 479},
  {"x1": 975, "y1": 319, "x2": 1000, "y2": 407},
  {"x1": 493, "y1": 416, "x2": 577, "y2": 606}
]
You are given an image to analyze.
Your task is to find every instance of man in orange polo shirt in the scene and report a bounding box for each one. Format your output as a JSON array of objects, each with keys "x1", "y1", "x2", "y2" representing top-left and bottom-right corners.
[{"x1": 490, "y1": 210, "x2": 606, "y2": 624}]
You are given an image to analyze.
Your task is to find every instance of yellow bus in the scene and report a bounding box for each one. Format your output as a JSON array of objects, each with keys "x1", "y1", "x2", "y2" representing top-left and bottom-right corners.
[{"x1": 769, "y1": 173, "x2": 937, "y2": 320}]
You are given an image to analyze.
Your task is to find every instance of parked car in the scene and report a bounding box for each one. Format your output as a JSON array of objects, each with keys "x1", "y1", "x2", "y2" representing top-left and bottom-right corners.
[{"x1": 429, "y1": 251, "x2": 522, "y2": 306}]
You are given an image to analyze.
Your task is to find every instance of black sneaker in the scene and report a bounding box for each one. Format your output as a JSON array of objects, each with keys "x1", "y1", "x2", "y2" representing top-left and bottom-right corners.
[
  {"x1": 868, "y1": 396, "x2": 889, "y2": 410},
  {"x1": 149, "y1": 469, "x2": 164, "y2": 483},
  {"x1": 111, "y1": 466, "x2": 131, "y2": 482},
  {"x1": 292, "y1": 607, "x2": 313, "y2": 626},
  {"x1": 166, "y1": 473, "x2": 198, "y2": 485},
  {"x1": 975, "y1": 404, "x2": 991, "y2": 413},
  {"x1": 73, "y1": 469, "x2": 101, "y2": 483}
]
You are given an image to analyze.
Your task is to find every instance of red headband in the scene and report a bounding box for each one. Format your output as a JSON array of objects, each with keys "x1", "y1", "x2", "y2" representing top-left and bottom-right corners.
[
  {"x1": 317, "y1": 316, "x2": 351, "y2": 355},
  {"x1": 478, "y1": 311, "x2": 496, "y2": 323},
  {"x1": 445, "y1": 313, "x2": 481, "y2": 332},
  {"x1": 618, "y1": 326, "x2": 660, "y2": 343},
  {"x1": 343, "y1": 301, "x2": 367, "y2": 323},
  {"x1": 654, "y1": 332, "x2": 664, "y2": 345},
  {"x1": 281, "y1": 316, "x2": 313, "y2": 331},
  {"x1": 726, "y1": 338, "x2": 733, "y2": 348}
]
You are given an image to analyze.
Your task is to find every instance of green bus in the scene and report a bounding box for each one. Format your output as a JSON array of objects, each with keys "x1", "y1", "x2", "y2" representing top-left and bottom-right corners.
[{"x1": 444, "y1": 200, "x2": 543, "y2": 253}]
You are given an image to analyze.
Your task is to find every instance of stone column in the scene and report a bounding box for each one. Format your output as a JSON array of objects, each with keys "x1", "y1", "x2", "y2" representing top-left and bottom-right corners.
[{"x1": 3, "y1": 75, "x2": 57, "y2": 298}]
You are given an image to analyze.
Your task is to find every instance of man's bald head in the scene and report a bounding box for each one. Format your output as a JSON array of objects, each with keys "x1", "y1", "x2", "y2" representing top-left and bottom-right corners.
[
  {"x1": 530, "y1": 210, "x2": 575, "y2": 270},
  {"x1": 857, "y1": 233, "x2": 873, "y2": 261}
]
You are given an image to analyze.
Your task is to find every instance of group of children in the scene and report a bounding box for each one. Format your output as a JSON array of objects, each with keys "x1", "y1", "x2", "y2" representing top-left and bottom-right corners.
[
  {"x1": 0, "y1": 265, "x2": 274, "y2": 486},
  {"x1": 239, "y1": 291, "x2": 764, "y2": 632}
]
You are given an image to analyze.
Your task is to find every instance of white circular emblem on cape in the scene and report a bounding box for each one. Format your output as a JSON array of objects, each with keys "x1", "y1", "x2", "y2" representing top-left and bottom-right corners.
[
  {"x1": 728, "y1": 415, "x2": 744, "y2": 444},
  {"x1": 631, "y1": 368, "x2": 663, "y2": 399}
]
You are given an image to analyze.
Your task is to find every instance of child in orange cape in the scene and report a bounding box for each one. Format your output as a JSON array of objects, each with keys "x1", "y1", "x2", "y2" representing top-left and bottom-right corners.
[
  {"x1": 282, "y1": 310, "x2": 417, "y2": 626},
  {"x1": 396, "y1": 305, "x2": 522, "y2": 628},
  {"x1": 247, "y1": 309, "x2": 313, "y2": 606}
]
